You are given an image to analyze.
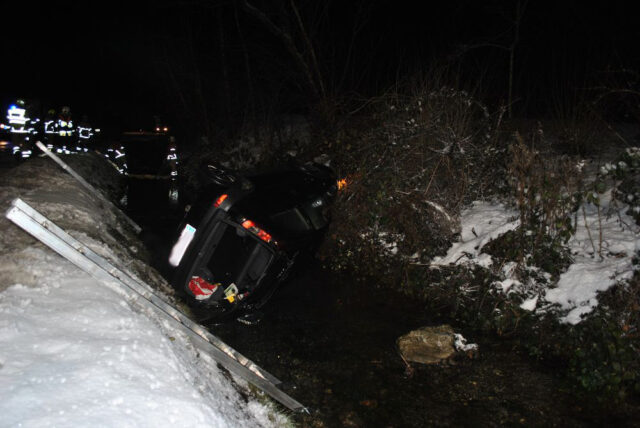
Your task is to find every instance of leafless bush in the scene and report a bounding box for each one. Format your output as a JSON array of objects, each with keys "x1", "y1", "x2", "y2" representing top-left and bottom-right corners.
[
  {"x1": 319, "y1": 81, "x2": 508, "y2": 282},
  {"x1": 592, "y1": 68, "x2": 640, "y2": 125},
  {"x1": 548, "y1": 82, "x2": 603, "y2": 155},
  {"x1": 508, "y1": 131, "x2": 583, "y2": 247}
]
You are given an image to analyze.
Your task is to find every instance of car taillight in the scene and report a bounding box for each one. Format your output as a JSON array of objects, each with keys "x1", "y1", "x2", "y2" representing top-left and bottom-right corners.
[
  {"x1": 214, "y1": 194, "x2": 228, "y2": 207},
  {"x1": 241, "y1": 219, "x2": 273, "y2": 243}
]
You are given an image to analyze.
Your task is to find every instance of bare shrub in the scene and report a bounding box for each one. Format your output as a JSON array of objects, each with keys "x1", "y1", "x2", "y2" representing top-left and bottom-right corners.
[
  {"x1": 508, "y1": 131, "x2": 582, "y2": 250},
  {"x1": 319, "y1": 81, "x2": 508, "y2": 284},
  {"x1": 592, "y1": 68, "x2": 640, "y2": 126},
  {"x1": 549, "y1": 84, "x2": 604, "y2": 155}
]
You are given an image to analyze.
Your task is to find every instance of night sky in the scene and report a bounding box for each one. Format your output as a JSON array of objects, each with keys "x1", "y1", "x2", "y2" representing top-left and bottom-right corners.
[{"x1": 2, "y1": 1, "x2": 638, "y2": 139}]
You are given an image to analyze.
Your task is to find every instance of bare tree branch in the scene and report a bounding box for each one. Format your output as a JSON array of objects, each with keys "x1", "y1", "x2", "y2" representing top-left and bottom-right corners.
[
  {"x1": 289, "y1": 0, "x2": 325, "y2": 97},
  {"x1": 240, "y1": 0, "x2": 321, "y2": 99}
]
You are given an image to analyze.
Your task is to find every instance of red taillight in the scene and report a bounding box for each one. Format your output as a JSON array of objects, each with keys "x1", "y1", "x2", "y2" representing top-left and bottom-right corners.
[
  {"x1": 214, "y1": 194, "x2": 228, "y2": 207},
  {"x1": 256, "y1": 229, "x2": 272, "y2": 243},
  {"x1": 241, "y1": 219, "x2": 273, "y2": 243}
]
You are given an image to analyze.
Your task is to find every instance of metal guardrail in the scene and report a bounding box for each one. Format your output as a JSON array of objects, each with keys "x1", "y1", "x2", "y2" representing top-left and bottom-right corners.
[
  {"x1": 6, "y1": 198, "x2": 305, "y2": 412},
  {"x1": 36, "y1": 141, "x2": 142, "y2": 234}
]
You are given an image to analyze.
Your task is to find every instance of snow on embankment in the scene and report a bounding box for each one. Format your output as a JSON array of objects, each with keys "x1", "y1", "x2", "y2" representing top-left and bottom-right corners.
[
  {"x1": 431, "y1": 196, "x2": 639, "y2": 325},
  {"x1": 0, "y1": 155, "x2": 288, "y2": 427},
  {"x1": 430, "y1": 201, "x2": 520, "y2": 268},
  {"x1": 545, "y1": 190, "x2": 639, "y2": 324}
]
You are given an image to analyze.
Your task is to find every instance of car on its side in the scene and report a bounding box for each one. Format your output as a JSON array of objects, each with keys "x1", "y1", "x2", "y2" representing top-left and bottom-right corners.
[{"x1": 168, "y1": 161, "x2": 338, "y2": 323}]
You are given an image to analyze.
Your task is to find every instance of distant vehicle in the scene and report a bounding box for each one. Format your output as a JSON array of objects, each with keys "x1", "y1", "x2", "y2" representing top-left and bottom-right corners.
[
  {"x1": 114, "y1": 131, "x2": 179, "y2": 209},
  {"x1": 169, "y1": 161, "x2": 338, "y2": 323}
]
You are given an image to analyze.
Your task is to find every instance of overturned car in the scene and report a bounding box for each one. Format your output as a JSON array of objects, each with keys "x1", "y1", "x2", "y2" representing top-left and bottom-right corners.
[{"x1": 169, "y1": 162, "x2": 338, "y2": 323}]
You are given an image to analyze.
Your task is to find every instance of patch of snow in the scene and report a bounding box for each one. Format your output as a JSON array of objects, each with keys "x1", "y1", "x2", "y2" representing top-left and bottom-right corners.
[
  {"x1": 361, "y1": 229, "x2": 402, "y2": 257},
  {"x1": 520, "y1": 296, "x2": 538, "y2": 311},
  {"x1": 430, "y1": 191, "x2": 640, "y2": 325},
  {"x1": 543, "y1": 192, "x2": 639, "y2": 324},
  {"x1": 497, "y1": 278, "x2": 522, "y2": 293},
  {"x1": 431, "y1": 201, "x2": 519, "y2": 267},
  {"x1": 501, "y1": 261, "x2": 518, "y2": 278},
  {"x1": 424, "y1": 200, "x2": 456, "y2": 231},
  {"x1": 453, "y1": 333, "x2": 478, "y2": 352}
]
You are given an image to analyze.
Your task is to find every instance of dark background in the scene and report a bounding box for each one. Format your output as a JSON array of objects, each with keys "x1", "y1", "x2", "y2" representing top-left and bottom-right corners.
[{"x1": 2, "y1": 1, "x2": 638, "y2": 141}]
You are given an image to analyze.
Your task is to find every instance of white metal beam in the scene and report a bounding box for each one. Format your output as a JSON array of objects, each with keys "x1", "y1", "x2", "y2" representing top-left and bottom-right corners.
[
  {"x1": 36, "y1": 141, "x2": 142, "y2": 234},
  {"x1": 5, "y1": 198, "x2": 304, "y2": 412}
]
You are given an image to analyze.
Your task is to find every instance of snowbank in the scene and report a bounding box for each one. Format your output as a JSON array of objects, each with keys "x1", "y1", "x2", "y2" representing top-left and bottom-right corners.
[{"x1": 0, "y1": 155, "x2": 288, "y2": 427}]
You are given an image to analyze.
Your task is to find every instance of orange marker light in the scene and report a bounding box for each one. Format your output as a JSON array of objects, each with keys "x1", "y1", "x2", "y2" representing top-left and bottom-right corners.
[
  {"x1": 214, "y1": 194, "x2": 228, "y2": 207},
  {"x1": 337, "y1": 178, "x2": 347, "y2": 191}
]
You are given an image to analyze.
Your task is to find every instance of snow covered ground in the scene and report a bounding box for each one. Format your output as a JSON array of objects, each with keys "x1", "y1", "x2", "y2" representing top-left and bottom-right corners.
[
  {"x1": 545, "y1": 190, "x2": 639, "y2": 323},
  {"x1": 431, "y1": 188, "x2": 639, "y2": 325},
  {"x1": 0, "y1": 155, "x2": 289, "y2": 427},
  {"x1": 430, "y1": 201, "x2": 520, "y2": 268}
]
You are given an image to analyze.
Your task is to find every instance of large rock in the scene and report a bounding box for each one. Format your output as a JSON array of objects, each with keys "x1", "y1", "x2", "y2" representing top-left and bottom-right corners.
[{"x1": 397, "y1": 325, "x2": 457, "y2": 364}]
